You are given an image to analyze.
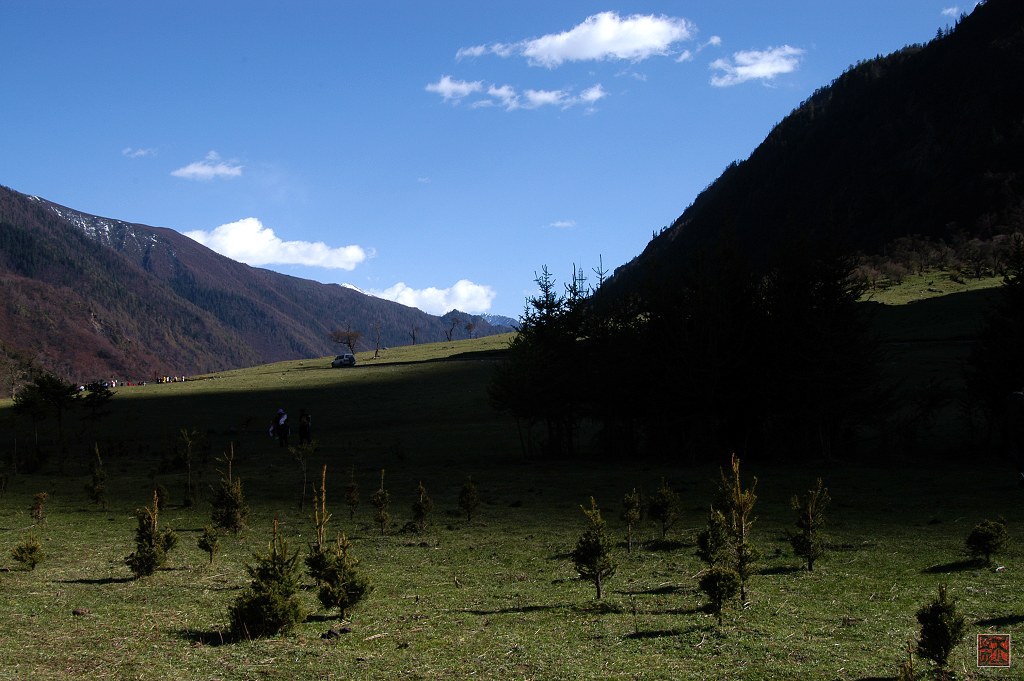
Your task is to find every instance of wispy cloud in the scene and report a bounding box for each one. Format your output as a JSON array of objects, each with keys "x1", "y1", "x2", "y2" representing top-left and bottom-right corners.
[
  {"x1": 184, "y1": 217, "x2": 367, "y2": 270},
  {"x1": 550, "y1": 220, "x2": 576, "y2": 229},
  {"x1": 678, "y1": 35, "x2": 722, "y2": 62},
  {"x1": 941, "y1": 6, "x2": 961, "y2": 17},
  {"x1": 424, "y1": 75, "x2": 483, "y2": 103},
  {"x1": 429, "y1": 77, "x2": 606, "y2": 111},
  {"x1": 370, "y1": 279, "x2": 496, "y2": 315},
  {"x1": 460, "y1": 12, "x2": 695, "y2": 67},
  {"x1": 171, "y1": 151, "x2": 243, "y2": 181},
  {"x1": 435, "y1": 12, "x2": 699, "y2": 111},
  {"x1": 122, "y1": 147, "x2": 156, "y2": 159},
  {"x1": 709, "y1": 45, "x2": 805, "y2": 87}
]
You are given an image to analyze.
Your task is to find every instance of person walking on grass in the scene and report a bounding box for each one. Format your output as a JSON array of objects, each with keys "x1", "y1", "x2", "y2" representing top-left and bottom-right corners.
[{"x1": 271, "y1": 408, "x2": 290, "y2": 448}]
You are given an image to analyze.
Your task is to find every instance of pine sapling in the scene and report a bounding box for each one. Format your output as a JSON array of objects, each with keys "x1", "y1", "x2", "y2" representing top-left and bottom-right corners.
[
  {"x1": 915, "y1": 584, "x2": 967, "y2": 671},
  {"x1": 718, "y1": 454, "x2": 760, "y2": 600},
  {"x1": 896, "y1": 642, "x2": 917, "y2": 681},
  {"x1": 315, "y1": 532, "x2": 372, "y2": 620},
  {"x1": 344, "y1": 465, "x2": 360, "y2": 520},
  {"x1": 699, "y1": 565, "x2": 741, "y2": 626},
  {"x1": 210, "y1": 444, "x2": 249, "y2": 535},
  {"x1": 11, "y1": 534, "x2": 44, "y2": 570},
  {"x1": 125, "y1": 489, "x2": 178, "y2": 578},
  {"x1": 571, "y1": 497, "x2": 616, "y2": 600},
  {"x1": 31, "y1": 492, "x2": 47, "y2": 524},
  {"x1": 179, "y1": 427, "x2": 204, "y2": 507},
  {"x1": 198, "y1": 526, "x2": 220, "y2": 565},
  {"x1": 289, "y1": 441, "x2": 317, "y2": 511},
  {"x1": 306, "y1": 465, "x2": 333, "y2": 586},
  {"x1": 789, "y1": 478, "x2": 830, "y2": 571},
  {"x1": 647, "y1": 478, "x2": 679, "y2": 539},
  {"x1": 621, "y1": 488, "x2": 642, "y2": 553},
  {"x1": 411, "y1": 481, "x2": 433, "y2": 533},
  {"x1": 229, "y1": 519, "x2": 305, "y2": 639},
  {"x1": 966, "y1": 518, "x2": 1008, "y2": 565},
  {"x1": 371, "y1": 469, "x2": 390, "y2": 536},
  {"x1": 696, "y1": 506, "x2": 732, "y2": 567},
  {"x1": 458, "y1": 476, "x2": 480, "y2": 523},
  {"x1": 85, "y1": 445, "x2": 107, "y2": 510}
]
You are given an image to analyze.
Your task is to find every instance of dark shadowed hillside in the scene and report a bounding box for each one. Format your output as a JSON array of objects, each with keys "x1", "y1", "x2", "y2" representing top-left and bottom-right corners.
[
  {"x1": 0, "y1": 186, "x2": 512, "y2": 382},
  {"x1": 491, "y1": 0, "x2": 1024, "y2": 465},
  {"x1": 608, "y1": 0, "x2": 1024, "y2": 292}
]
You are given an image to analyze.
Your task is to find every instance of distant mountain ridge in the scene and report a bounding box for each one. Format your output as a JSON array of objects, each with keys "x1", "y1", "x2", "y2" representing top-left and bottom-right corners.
[
  {"x1": 608, "y1": 0, "x2": 1024, "y2": 292},
  {"x1": 0, "y1": 186, "x2": 513, "y2": 381}
]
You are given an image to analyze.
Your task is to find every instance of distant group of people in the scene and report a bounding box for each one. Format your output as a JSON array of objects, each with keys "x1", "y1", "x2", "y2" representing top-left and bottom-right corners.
[
  {"x1": 77, "y1": 376, "x2": 189, "y2": 391},
  {"x1": 269, "y1": 407, "x2": 312, "y2": 448}
]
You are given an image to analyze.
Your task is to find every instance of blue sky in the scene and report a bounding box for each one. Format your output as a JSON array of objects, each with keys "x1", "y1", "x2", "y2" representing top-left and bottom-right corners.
[{"x1": 2, "y1": 1, "x2": 973, "y2": 317}]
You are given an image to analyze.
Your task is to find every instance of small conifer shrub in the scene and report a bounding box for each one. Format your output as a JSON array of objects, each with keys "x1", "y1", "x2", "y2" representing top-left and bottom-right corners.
[
  {"x1": 717, "y1": 454, "x2": 759, "y2": 600},
  {"x1": 210, "y1": 445, "x2": 249, "y2": 535},
  {"x1": 306, "y1": 465, "x2": 333, "y2": 586},
  {"x1": 31, "y1": 492, "x2": 47, "y2": 524},
  {"x1": 915, "y1": 584, "x2": 967, "y2": 671},
  {"x1": 179, "y1": 427, "x2": 205, "y2": 507},
  {"x1": 289, "y1": 441, "x2": 316, "y2": 511},
  {"x1": 125, "y1": 490, "x2": 178, "y2": 578},
  {"x1": 229, "y1": 520, "x2": 305, "y2": 639},
  {"x1": 789, "y1": 478, "x2": 831, "y2": 571},
  {"x1": 571, "y1": 497, "x2": 616, "y2": 600},
  {"x1": 411, "y1": 481, "x2": 433, "y2": 532},
  {"x1": 647, "y1": 478, "x2": 679, "y2": 539},
  {"x1": 315, "y1": 532, "x2": 372, "y2": 620},
  {"x1": 85, "y1": 445, "x2": 107, "y2": 510},
  {"x1": 621, "y1": 488, "x2": 642, "y2": 553},
  {"x1": 896, "y1": 643, "x2": 917, "y2": 681},
  {"x1": 11, "y1": 534, "x2": 44, "y2": 570},
  {"x1": 198, "y1": 526, "x2": 220, "y2": 565},
  {"x1": 344, "y1": 466, "x2": 360, "y2": 520},
  {"x1": 371, "y1": 470, "x2": 391, "y2": 536},
  {"x1": 696, "y1": 506, "x2": 732, "y2": 567},
  {"x1": 699, "y1": 566, "x2": 741, "y2": 626},
  {"x1": 458, "y1": 476, "x2": 480, "y2": 523},
  {"x1": 966, "y1": 518, "x2": 1008, "y2": 565}
]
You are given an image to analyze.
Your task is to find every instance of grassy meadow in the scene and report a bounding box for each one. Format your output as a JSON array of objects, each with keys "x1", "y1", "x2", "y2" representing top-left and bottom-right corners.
[{"x1": 0, "y1": 288, "x2": 1021, "y2": 680}]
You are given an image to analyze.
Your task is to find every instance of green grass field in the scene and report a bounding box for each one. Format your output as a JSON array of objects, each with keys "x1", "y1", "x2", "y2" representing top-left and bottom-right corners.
[{"x1": 0, "y1": 308, "x2": 1020, "y2": 679}]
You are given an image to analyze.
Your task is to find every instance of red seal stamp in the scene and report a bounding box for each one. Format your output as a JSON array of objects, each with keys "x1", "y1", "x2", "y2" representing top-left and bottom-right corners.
[{"x1": 978, "y1": 633, "x2": 1011, "y2": 668}]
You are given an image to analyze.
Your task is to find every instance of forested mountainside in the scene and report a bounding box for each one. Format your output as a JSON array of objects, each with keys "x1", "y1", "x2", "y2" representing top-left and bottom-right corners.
[
  {"x1": 491, "y1": 0, "x2": 1024, "y2": 464},
  {"x1": 608, "y1": 0, "x2": 1024, "y2": 294},
  {"x1": 0, "y1": 186, "x2": 511, "y2": 382}
]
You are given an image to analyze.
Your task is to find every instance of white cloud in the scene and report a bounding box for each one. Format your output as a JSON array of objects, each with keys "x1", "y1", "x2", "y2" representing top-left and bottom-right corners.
[
  {"x1": 171, "y1": 151, "x2": 243, "y2": 180},
  {"x1": 455, "y1": 44, "x2": 487, "y2": 60},
  {"x1": 424, "y1": 75, "x2": 483, "y2": 103},
  {"x1": 122, "y1": 147, "x2": 156, "y2": 158},
  {"x1": 487, "y1": 84, "x2": 519, "y2": 109},
  {"x1": 184, "y1": 217, "x2": 366, "y2": 270},
  {"x1": 523, "y1": 88, "x2": 568, "y2": 108},
  {"x1": 523, "y1": 12, "x2": 694, "y2": 67},
  {"x1": 579, "y1": 84, "x2": 607, "y2": 104},
  {"x1": 550, "y1": 220, "x2": 576, "y2": 229},
  {"x1": 456, "y1": 12, "x2": 694, "y2": 67},
  {"x1": 370, "y1": 279, "x2": 496, "y2": 315},
  {"x1": 709, "y1": 45, "x2": 805, "y2": 87},
  {"x1": 433, "y1": 80, "x2": 606, "y2": 111},
  {"x1": 941, "y1": 6, "x2": 960, "y2": 17}
]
